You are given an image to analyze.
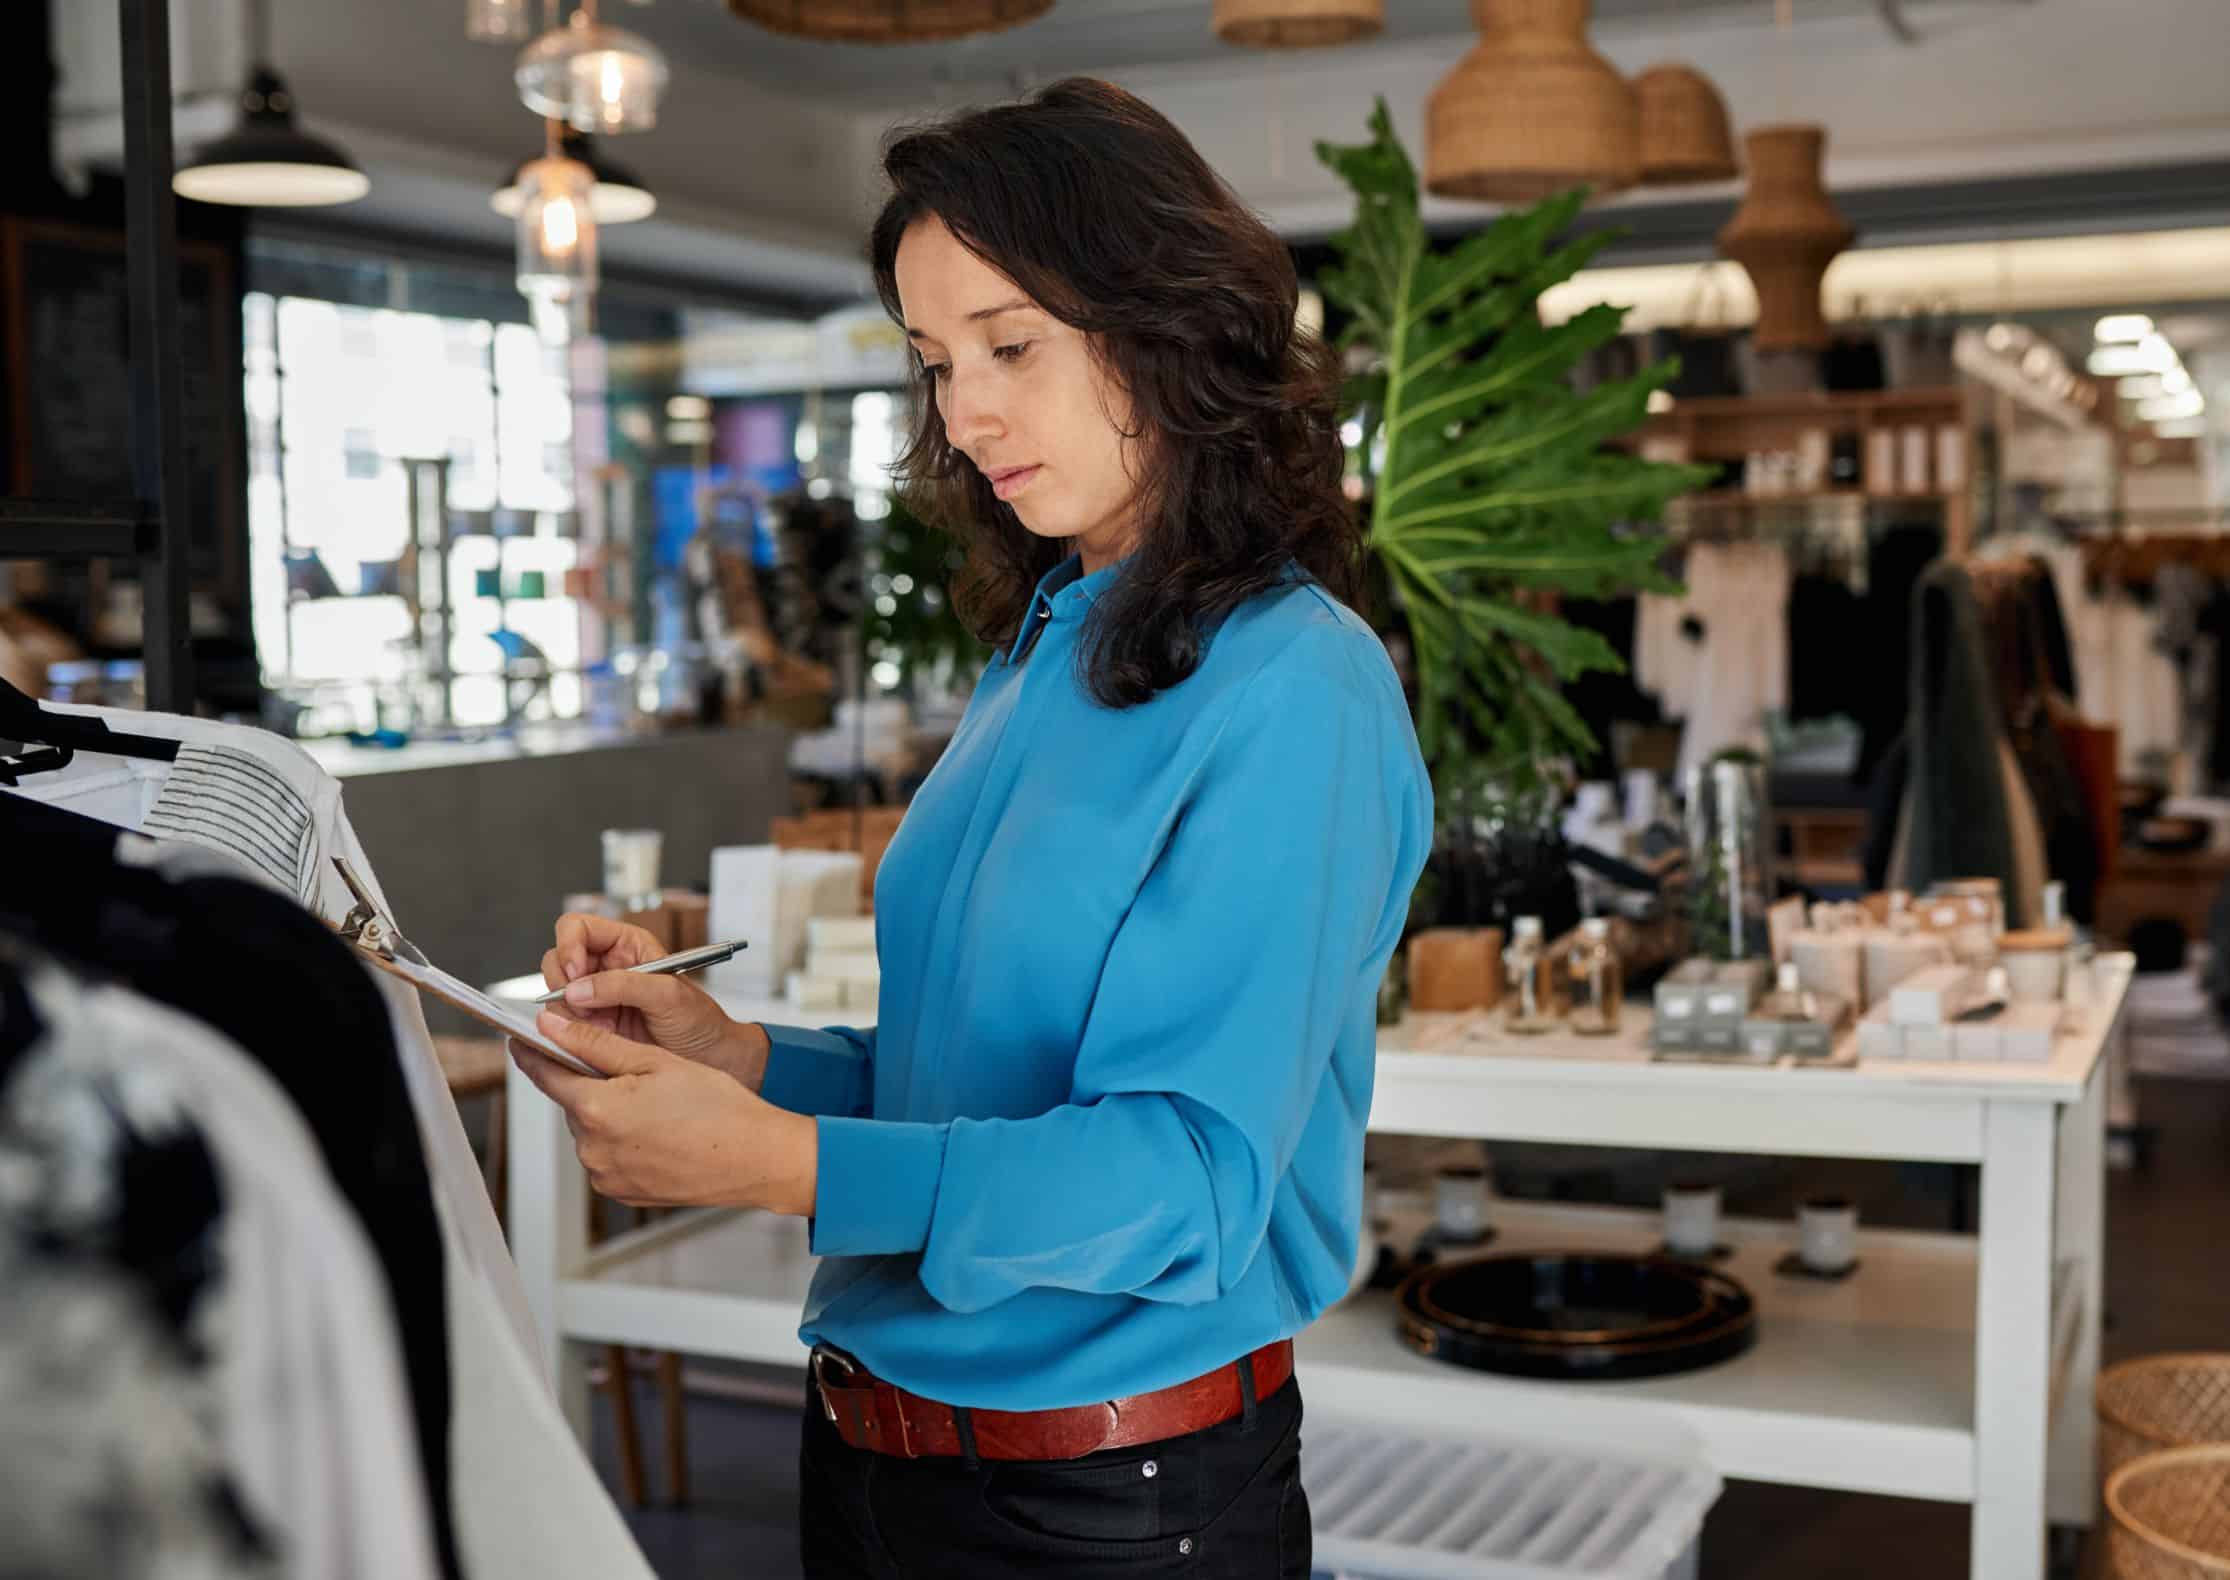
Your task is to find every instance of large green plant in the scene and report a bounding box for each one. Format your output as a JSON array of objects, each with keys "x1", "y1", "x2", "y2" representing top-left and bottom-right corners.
[
  {"x1": 862, "y1": 492, "x2": 989, "y2": 695},
  {"x1": 1317, "y1": 102, "x2": 1711, "y2": 791}
]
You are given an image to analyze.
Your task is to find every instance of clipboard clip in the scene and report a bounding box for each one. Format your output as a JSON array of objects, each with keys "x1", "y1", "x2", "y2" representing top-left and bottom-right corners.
[{"x1": 331, "y1": 856, "x2": 430, "y2": 967}]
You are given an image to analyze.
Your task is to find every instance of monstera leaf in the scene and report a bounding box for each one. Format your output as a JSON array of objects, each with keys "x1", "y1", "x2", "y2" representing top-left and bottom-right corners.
[{"x1": 1318, "y1": 100, "x2": 1711, "y2": 785}]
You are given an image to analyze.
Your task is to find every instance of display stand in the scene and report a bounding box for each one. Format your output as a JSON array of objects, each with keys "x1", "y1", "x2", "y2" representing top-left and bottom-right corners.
[
  {"x1": 1, "y1": 0, "x2": 195, "y2": 714},
  {"x1": 497, "y1": 959, "x2": 2132, "y2": 1580}
]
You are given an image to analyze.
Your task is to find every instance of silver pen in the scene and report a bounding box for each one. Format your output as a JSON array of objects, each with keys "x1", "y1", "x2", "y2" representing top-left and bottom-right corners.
[{"x1": 532, "y1": 938, "x2": 750, "y2": 1004}]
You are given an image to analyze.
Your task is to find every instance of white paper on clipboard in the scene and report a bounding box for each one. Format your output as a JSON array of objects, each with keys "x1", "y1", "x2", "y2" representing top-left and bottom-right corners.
[{"x1": 357, "y1": 950, "x2": 606, "y2": 1079}]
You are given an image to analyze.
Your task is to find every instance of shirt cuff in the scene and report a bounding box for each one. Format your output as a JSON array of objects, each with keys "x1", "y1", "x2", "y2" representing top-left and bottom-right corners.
[
  {"x1": 757, "y1": 1023, "x2": 869, "y2": 1119},
  {"x1": 809, "y1": 1117, "x2": 947, "y2": 1258}
]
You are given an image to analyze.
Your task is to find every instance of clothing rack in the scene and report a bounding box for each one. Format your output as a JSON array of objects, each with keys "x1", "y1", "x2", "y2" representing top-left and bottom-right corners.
[
  {"x1": 2067, "y1": 516, "x2": 2230, "y2": 585},
  {"x1": 0, "y1": 0, "x2": 194, "y2": 713}
]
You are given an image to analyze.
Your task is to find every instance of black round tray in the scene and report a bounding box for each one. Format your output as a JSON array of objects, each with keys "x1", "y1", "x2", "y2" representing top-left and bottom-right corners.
[{"x1": 1394, "y1": 1252, "x2": 1758, "y2": 1381}]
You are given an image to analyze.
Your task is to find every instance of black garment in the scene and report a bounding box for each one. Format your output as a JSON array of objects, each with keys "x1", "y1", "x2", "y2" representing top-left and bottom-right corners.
[
  {"x1": 0, "y1": 792, "x2": 461, "y2": 1580},
  {"x1": 2010, "y1": 700, "x2": 2099, "y2": 925},
  {"x1": 1559, "y1": 596, "x2": 1662, "y2": 780},
  {"x1": 1853, "y1": 523, "x2": 1946, "y2": 788},
  {"x1": 2205, "y1": 586, "x2": 2230, "y2": 792},
  {"x1": 1787, "y1": 574, "x2": 1866, "y2": 722},
  {"x1": 2026, "y1": 555, "x2": 2079, "y2": 706},
  {"x1": 800, "y1": 1372, "x2": 1310, "y2": 1579}
]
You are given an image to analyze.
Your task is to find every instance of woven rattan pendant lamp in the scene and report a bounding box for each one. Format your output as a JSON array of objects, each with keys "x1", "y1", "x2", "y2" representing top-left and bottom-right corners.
[
  {"x1": 1213, "y1": 0, "x2": 1383, "y2": 48},
  {"x1": 1716, "y1": 125, "x2": 1853, "y2": 351},
  {"x1": 1427, "y1": 0, "x2": 1639, "y2": 204},
  {"x1": 1633, "y1": 63, "x2": 1737, "y2": 185},
  {"x1": 726, "y1": 0, "x2": 1051, "y2": 42}
]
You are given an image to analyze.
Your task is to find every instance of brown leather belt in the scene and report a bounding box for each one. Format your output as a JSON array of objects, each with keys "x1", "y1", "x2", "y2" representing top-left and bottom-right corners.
[{"x1": 811, "y1": 1340, "x2": 1295, "y2": 1462}]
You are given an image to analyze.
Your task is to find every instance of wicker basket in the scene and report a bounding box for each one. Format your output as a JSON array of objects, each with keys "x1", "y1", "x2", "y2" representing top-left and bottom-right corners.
[
  {"x1": 1426, "y1": 0, "x2": 1639, "y2": 204},
  {"x1": 2106, "y1": 1445, "x2": 2230, "y2": 1579},
  {"x1": 1715, "y1": 124, "x2": 1852, "y2": 352},
  {"x1": 1213, "y1": 0, "x2": 1382, "y2": 47},
  {"x1": 2099, "y1": 1355, "x2": 2230, "y2": 1481},
  {"x1": 725, "y1": 0, "x2": 1050, "y2": 44},
  {"x1": 1633, "y1": 63, "x2": 1737, "y2": 186}
]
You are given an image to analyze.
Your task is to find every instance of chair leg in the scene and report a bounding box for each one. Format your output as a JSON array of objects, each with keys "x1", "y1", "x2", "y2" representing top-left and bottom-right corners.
[
  {"x1": 605, "y1": 1344, "x2": 647, "y2": 1509},
  {"x1": 655, "y1": 1350, "x2": 690, "y2": 1507}
]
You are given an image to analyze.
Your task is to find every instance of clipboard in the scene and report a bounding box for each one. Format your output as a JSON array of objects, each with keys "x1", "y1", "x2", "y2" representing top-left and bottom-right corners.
[
  {"x1": 356, "y1": 949, "x2": 606, "y2": 1080},
  {"x1": 328, "y1": 854, "x2": 604, "y2": 1079}
]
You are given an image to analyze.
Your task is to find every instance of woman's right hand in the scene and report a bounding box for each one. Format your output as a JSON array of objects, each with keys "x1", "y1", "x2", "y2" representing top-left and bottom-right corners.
[{"x1": 540, "y1": 912, "x2": 771, "y2": 1091}]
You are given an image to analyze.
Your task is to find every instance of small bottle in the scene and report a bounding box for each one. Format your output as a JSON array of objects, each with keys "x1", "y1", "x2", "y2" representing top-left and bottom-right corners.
[
  {"x1": 1565, "y1": 917, "x2": 1622, "y2": 1036},
  {"x1": 1502, "y1": 916, "x2": 1558, "y2": 1034}
]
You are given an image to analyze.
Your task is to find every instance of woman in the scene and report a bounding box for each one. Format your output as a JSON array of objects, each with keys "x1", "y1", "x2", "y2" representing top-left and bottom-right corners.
[{"x1": 513, "y1": 78, "x2": 1433, "y2": 1578}]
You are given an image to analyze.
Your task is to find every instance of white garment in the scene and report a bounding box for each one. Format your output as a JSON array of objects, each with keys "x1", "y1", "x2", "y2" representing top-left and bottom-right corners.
[
  {"x1": 6, "y1": 707, "x2": 656, "y2": 1580},
  {"x1": 14, "y1": 965, "x2": 436, "y2": 1580},
  {"x1": 1639, "y1": 542, "x2": 1791, "y2": 785}
]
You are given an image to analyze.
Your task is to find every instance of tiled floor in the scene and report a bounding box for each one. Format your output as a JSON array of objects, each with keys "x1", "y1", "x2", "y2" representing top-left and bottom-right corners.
[{"x1": 584, "y1": 1076, "x2": 2230, "y2": 1578}]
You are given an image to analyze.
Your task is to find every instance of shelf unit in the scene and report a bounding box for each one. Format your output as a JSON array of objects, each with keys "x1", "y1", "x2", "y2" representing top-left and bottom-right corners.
[
  {"x1": 1, "y1": 0, "x2": 194, "y2": 712},
  {"x1": 1641, "y1": 386, "x2": 1975, "y2": 551},
  {"x1": 548, "y1": 1198, "x2": 2083, "y2": 1509}
]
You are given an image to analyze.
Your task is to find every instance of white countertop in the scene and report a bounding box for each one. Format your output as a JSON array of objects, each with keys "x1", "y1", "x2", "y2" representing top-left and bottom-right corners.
[{"x1": 301, "y1": 721, "x2": 737, "y2": 779}]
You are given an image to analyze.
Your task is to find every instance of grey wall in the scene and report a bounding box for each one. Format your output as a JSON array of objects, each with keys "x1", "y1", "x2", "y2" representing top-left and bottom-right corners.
[{"x1": 339, "y1": 725, "x2": 795, "y2": 1023}]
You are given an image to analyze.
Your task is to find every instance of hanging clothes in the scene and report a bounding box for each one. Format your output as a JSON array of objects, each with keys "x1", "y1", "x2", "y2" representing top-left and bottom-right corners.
[
  {"x1": 1853, "y1": 523, "x2": 1945, "y2": 788},
  {"x1": 1872, "y1": 560, "x2": 2047, "y2": 928},
  {"x1": 0, "y1": 793, "x2": 458, "y2": 1579},
  {"x1": 1635, "y1": 541, "x2": 1791, "y2": 784},
  {"x1": 2029, "y1": 542, "x2": 2181, "y2": 775},
  {"x1": 1, "y1": 944, "x2": 433, "y2": 1580},
  {"x1": 1558, "y1": 595, "x2": 1664, "y2": 780},
  {"x1": 1967, "y1": 559, "x2": 2103, "y2": 926},
  {"x1": 4, "y1": 706, "x2": 658, "y2": 1580},
  {"x1": 1787, "y1": 572, "x2": 1867, "y2": 723}
]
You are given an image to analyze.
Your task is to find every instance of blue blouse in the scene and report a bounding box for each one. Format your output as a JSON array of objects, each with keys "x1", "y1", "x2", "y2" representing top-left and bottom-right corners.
[{"x1": 758, "y1": 552, "x2": 1433, "y2": 1410}]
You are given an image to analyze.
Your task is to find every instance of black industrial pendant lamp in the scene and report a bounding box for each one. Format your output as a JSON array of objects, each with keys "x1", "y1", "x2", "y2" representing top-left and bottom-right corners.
[{"x1": 173, "y1": 0, "x2": 366, "y2": 207}]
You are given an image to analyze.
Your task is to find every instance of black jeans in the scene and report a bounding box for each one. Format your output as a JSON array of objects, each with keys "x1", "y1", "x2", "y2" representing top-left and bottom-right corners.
[{"x1": 799, "y1": 1369, "x2": 1310, "y2": 1578}]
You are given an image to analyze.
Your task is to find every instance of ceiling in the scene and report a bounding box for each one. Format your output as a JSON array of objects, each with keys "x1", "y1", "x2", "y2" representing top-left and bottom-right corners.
[
  {"x1": 612, "y1": 0, "x2": 1912, "y2": 109},
  {"x1": 52, "y1": 0, "x2": 2229, "y2": 307}
]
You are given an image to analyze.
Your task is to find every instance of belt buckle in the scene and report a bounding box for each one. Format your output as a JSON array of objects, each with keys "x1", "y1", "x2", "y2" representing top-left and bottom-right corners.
[{"x1": 811, "y1": 1348, "x2": 858, "y2": 1424}]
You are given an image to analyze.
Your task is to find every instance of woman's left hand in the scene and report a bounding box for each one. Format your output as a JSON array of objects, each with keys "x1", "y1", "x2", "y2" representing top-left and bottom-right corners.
[{"x1": 509, "y1": 1010, "x2": 817, "y2": 1215}]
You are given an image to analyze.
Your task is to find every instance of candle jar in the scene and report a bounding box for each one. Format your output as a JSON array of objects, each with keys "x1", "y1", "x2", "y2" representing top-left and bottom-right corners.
[
  {"x1": 1564, "y1": 917, "x2": 1622, "y2": 1036},
  {"x1": 1502, "y1": 915, "x2": 1559, "y2": 1034}
]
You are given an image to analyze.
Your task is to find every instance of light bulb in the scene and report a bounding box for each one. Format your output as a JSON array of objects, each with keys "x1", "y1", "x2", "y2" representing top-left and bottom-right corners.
[
  {"x1": 516, "y1": 151, "x2": 597, "y2": 336},
  {"x1": 541, "y1": 195, "x2": 579, "y2": 254},
  {"x1": 516, "y1": 14, "x2": 668, "y2": 134}
]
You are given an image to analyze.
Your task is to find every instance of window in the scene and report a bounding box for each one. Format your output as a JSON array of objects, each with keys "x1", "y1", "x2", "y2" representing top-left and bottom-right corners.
[{"x1": 244, "y1": 294, "x2": 584, "y2": 735}]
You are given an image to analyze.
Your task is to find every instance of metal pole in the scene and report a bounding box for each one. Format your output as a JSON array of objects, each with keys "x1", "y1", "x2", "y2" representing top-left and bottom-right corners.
[{"x1": 118, "y1": 0, "x2": 195, "y2": 713}]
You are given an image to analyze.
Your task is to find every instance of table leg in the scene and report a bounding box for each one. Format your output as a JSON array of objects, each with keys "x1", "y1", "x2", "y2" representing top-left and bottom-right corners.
[
  {"x1": 2048, "y1": 1032, "x2": 2111, "y2": 1532},
  {"x1": 1974, "y1": 1099, "x2": 2057, "y2": 1580},
  {"x1": 508, "y1": 1058, "x2": 592, "y2": 1438}
]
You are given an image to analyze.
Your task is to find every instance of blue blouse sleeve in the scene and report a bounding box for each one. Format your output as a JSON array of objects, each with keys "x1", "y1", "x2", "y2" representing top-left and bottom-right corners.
[
  {"x1": 756, "y1": 1023, "x2": 874, "y2": 1120},
  {"x1": 807, "y1": 628, "x2": 1427, "y2": 1313}
]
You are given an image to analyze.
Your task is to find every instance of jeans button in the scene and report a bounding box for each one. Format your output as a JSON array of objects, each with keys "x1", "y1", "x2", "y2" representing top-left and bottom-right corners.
[
  {"x1": 1178, "y1": 1537, "x2": 1194, "y2": 1556},
  {"x1": 1142, "y1": 1460, "x2": 1158, "y2": 1479}
]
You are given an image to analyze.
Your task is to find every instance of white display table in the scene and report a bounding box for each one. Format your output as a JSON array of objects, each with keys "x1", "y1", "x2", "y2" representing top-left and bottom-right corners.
[{"x1": 495, "y1": 956, "x2": 2133, "y2": 1580}]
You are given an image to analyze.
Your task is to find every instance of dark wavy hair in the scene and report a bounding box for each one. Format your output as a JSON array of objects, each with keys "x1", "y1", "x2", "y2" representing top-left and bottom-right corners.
[{"x1": 868, "y1": 77, "x2": 1361, "y2": 708}]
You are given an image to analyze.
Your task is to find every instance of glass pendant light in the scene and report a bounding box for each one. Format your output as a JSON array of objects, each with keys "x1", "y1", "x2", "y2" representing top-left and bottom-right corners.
[
  {"x1": 467, "y1": 0, "x2": 536, "y2": 41},
  {"x1": 516, "y1": 1, "x2": 670, "y2": 135},
  {"x1": 492, "y1": 128, "x2": 655, "y2": 224},
  {"x1": 516, "y1": 124, "x2": 599, "y2": 344},
  {"x1": 174, "y1": 0, "x2": 366, "y2": 207}
]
